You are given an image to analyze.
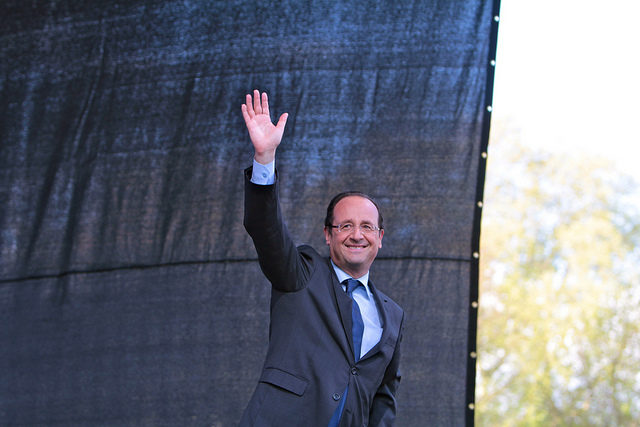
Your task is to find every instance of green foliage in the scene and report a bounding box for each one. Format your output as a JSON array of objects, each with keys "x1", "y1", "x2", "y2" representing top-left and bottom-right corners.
[{"x1": 476, "y1": 122, "x2": 640, "y2": 426}]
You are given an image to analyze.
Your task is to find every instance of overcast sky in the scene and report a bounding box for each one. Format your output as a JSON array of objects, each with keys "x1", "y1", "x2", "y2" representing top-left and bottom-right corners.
[{"x1": 492, "y1": 0, "x2": 640, "y2": 182}]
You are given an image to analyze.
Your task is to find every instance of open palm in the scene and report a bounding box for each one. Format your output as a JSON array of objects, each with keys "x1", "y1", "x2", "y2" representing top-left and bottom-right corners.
[{"x1": 242, "y1": 90, "x2": 288, "y2": 164}]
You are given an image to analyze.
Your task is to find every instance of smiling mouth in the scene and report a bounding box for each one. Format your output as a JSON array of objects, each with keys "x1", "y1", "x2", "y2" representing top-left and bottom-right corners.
[{"x1": 346, "y1": 244, "x2": 368, "y2": 250}]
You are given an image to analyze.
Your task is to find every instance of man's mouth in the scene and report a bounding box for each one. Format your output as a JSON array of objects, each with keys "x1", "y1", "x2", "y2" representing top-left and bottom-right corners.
[{"x1": 345, "y1": 244, "x2": 368, "y2": 250}]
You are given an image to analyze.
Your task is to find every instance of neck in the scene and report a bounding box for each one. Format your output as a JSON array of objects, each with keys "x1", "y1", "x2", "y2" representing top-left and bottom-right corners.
[{"x1": 330, "y1": 260, "x2": 369, "y2": 282}]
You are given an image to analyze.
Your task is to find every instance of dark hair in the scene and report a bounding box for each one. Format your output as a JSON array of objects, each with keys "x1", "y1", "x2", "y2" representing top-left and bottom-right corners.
[{"x1": 324, "y1": 191, "x2": 383, "y2": 232}]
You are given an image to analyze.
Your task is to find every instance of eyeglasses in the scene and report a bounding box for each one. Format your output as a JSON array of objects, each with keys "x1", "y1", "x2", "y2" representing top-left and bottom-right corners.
[{"x1": 329, "y1": 223, "x2": 381, "y2": 234}]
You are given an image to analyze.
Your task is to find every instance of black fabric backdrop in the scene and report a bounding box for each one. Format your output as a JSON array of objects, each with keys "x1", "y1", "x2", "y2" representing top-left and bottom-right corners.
[{"x1": 0, "y1": 1, "x2": 499, "y2": 425}]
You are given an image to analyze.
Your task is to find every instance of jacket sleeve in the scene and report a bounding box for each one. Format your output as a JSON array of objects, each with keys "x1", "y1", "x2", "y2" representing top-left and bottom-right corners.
[
  {"x1": 243, "y1": 167, "x2": 313, "y2": 292},
  {"x1": 368, "y1": 312, "x2": 404, "y2": 426}
]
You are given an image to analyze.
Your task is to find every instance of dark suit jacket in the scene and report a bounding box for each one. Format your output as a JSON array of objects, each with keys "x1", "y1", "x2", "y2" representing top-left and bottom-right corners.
[{"x1": 240, "y1": 169, "x2": 404, "y2": 427}]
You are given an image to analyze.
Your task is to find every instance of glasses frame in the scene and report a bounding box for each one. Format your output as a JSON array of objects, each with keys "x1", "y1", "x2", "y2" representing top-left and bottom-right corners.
[{"x1": 329, "y1": 223, "x2": 382, "y2": 234}]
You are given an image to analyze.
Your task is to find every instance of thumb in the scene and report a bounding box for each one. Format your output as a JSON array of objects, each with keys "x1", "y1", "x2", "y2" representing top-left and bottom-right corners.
[{"x1": 276, "y1": 113, "x2": 288, "y2": 131}]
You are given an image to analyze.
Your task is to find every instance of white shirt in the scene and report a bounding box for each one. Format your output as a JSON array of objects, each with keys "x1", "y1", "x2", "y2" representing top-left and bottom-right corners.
[{"x1": 251, "y1": 159, "x2": 383, "y2": 358}]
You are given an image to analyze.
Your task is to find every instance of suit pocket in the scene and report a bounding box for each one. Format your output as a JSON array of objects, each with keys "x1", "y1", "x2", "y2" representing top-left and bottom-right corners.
[{"x1": 259, "y1": 367, "x2": 308, "y2": 396}]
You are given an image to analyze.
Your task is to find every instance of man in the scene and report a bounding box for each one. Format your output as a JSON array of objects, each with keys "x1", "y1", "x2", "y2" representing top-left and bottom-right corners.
[{"x1": 240, "y1": 90, "x2": 404, "y2": 426}]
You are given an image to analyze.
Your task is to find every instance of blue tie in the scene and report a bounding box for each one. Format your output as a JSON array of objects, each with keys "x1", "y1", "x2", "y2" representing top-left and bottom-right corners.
[
  {"x1": 328, "y1": 279, "x2": 365, "y2": 427},
  {"x1": 345, "y1": 279, "x2": 364, "y2": 361}
]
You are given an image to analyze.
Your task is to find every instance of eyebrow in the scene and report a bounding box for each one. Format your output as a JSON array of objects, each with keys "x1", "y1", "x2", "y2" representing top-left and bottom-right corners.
[{"x1": 337, "y1": 220, "x2": 375, "y2": 225}]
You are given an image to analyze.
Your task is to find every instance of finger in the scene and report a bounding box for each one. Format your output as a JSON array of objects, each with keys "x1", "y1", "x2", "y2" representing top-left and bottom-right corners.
[
  {"x1": 245, "y1": 93, "x2": 254, "y2": 118},
  {"x1": 275, "y1": 112, "x2": 288, "y2": 131},
  {"x1": 241, "y1": 103, "x2": 251, "y2": 125},
  {"x1": 262, "y1": 92, "x2": 270, "y2": 117},
  {"x1": 253, "y1": 89, "x2": 261, "y2": 114}
]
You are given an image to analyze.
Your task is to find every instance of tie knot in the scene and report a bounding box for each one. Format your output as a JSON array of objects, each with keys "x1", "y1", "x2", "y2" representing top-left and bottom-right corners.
[{"x1": 344, "y1": 278, "x2": 361, "y2": 295}]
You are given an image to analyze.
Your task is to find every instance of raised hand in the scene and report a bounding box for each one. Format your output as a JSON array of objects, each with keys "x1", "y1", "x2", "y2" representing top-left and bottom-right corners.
[{"x1": 241, "y1": 90, "x2": 288, "y2": 165}]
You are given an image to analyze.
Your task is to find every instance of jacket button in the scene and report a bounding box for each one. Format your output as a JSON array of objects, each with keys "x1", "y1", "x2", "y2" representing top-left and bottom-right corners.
[
  {"x1": 350, "y1": 367, "x2": 358, "y2": 375},
  {"x1": 332, "y1": 393, "x2": 341, "y2": 401}
]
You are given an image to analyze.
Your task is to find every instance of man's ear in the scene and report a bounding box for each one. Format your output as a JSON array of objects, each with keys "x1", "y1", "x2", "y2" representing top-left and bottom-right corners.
[
  {"x1": 323, "y1": 226, "x2": 331, "y2": 245},
  {"x1": 378, "y1": 229, "x2": 384, "y2": 248}
]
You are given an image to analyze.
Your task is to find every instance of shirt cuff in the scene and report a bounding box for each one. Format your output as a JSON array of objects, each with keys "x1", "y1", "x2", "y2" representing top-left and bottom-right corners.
[{"x1": 250, "y1": 159, "x2": 275, "y2": 185}]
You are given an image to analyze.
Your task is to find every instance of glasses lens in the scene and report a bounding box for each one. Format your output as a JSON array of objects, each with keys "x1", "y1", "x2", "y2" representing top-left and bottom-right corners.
[{"x1": 336, "y1": 224, "x2": 377, "y2": 233}]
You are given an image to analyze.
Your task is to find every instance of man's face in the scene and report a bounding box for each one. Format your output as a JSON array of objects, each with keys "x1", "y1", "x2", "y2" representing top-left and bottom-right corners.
[{"x1": 324, "y1": 196, "x2": 384, "y2": 278}]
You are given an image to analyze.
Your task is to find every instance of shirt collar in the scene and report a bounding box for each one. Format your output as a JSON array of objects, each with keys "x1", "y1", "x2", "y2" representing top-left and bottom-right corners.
[{"x1": 330, "y1": 260, "x2": 373, "y2": 298}]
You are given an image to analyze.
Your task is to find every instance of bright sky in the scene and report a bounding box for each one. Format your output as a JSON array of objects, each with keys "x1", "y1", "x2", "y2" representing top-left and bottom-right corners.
[{"x1": 493, "y1": 0, "x2": 640, "y2": 182}]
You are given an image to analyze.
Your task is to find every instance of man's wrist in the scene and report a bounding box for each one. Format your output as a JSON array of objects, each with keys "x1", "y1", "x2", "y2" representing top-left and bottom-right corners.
[{"x1": 253, "y1": 150, "x2": 276, "y2": 165}]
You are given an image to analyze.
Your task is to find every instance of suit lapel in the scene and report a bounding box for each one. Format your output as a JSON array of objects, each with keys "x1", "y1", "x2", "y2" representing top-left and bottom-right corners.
[{"x1": 359, "y1": 280, "x2": 391, "y2": 361}]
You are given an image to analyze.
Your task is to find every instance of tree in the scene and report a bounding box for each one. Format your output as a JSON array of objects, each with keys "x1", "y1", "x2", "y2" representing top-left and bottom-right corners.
[{"x1": 476, "y1": 121, "x2": 640, "y2": 426}]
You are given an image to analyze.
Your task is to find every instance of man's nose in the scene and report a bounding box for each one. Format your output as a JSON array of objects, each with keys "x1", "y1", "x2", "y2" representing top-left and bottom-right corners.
[{"x1": 350, "y1": 226, "x2": 365, "y2": 239}]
